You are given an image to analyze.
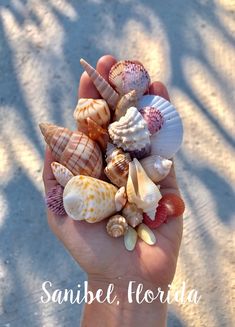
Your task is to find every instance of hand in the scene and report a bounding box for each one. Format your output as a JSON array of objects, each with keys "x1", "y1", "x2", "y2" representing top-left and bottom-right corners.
[{"x1": 43, "y1": 55, "x2": 183, "y2": 327}]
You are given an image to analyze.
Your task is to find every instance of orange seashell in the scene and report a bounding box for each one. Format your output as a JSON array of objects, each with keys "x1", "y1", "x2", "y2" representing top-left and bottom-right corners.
[
  {"x1": 159, "y1": 193, "x2": 185, "y2": 217},
  {"x1": 39, "y1": 123, "x2": 103, "y2": 178},
  {"x1": 86, "y1": 117, "x2": 109, "y2": 151}
]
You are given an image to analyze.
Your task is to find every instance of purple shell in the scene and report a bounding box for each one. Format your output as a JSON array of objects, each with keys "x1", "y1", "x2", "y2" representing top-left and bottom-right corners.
[
  {"x1": 45, "y1": 185, "x2": 66, "y2": 216},
  {"x1": 140, "y1": 106, "x2": 164, "y2": 135}
]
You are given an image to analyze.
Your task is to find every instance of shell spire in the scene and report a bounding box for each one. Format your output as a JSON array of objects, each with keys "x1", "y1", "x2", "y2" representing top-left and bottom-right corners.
[
  {"x1": 80, "y1": 58, "x2": 120, "y2": 109},
  {"x1": 106, "y1": 214, "x2": 128, "y2": 238}
]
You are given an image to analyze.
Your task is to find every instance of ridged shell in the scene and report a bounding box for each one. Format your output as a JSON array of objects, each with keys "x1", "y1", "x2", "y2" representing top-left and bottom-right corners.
[
  {"x1": 124, "y1": 226, "x2": 138, "y2": 251},
  {"x1": 138, "y1": 95, "x2": 183, "y2": 159},
  {"x1": 115, "y1": 186, "x2": 127, "y2": 211},
  {"x1": 122, "y1": 202, "x2": 143, "y2": 228},
  {"x1": 114, "y1": 90, "x2": 138, "y2": 121},
  {"x1": 140, "y1": 155, "x2": 172, "y2": 183},
  {"x1": 106, "y1": 214, "x2": 128, "y2": 238},
  {"x1": 45, "y1": 185, "x2": 66, "y2": 216},
  {"x1": 73, "y1": 98, "x2": 110, "y2": 134},
  {"x1": 159, "y1": 193, "x2": 185, "y2": 217},
  {"x1": 80, "y1": 58, "x2": 120, "y2": 109},
  {"x1": 51, "y1": 162, "x2": 74, "y2": 187},
  {"x1": 139, "y1": 106, "x2": 164, "y2": 135},
  {"x1": 86, "y1": 117, "x2": 109, "y2": 151},
  {"x1": 143, "y1": 204, "x2": 168, "y2": 229},
  {"x1": 63, "y1": 175, "x2": 118, "y2": 222},
  {"x1": 104, "y1": 152, "x2": 131, "y2": 187},
  {"x1": 108, "y1": 107, "x2": 151, "y2": 159},
  {"x1": 126, "y1": 158, "x2": 162, "y2": 220},
  {"x1": 39, "y1": 123, "x2": 103, "y2": 178},
  {"x1": 109, "y1": 60, "x2": 150, "y2": 98}
]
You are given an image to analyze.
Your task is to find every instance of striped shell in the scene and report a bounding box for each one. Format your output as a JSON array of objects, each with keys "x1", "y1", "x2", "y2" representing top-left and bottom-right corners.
[
  {"x1": 114, "y1": 90, "x2": 138, "y2": 121},
  {"x1": 86, "y1": 117, "x2": 109, "y2": 151},
  {"x1": 45, "y1": 185, "x2": 66, "y2": 216},
  {"x1": 106, "y1": 214, "x2": 128, "y2": 238},
  {"x1": 122, "y1": 202, "x2": 143, "y2": 228},
  {"x1": 104, "y1": 151, "x2": 131, "y2": 187},
  {"x1": 63, "y1": 175, "x2": 118, "y2": 222},
  {"x1": 39, "y1": 123, "x2": 103, "y2": 178},
  {"x1": 140, "y1": 155, "x2": 172, "y2": 183},
  {"x1": 51, "y1": 162, "x2": 74, "y2": 187}
]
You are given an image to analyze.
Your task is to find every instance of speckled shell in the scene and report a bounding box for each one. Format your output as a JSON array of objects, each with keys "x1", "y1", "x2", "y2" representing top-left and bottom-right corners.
[
  {"x1": 63, "y1": 175, "x2": 118, "y2": 222},
  {"x1": 51, "y1": 162, "x2": 74, "y2": 187},
  {"x1": 114, "y1": 90, "x2": 138, "y2": 121},
  {"x1": 140, "y1": 155, "x2": 172, "y2": 183},
  {"x1": 45, "y1": 185, "x2": 66, "y2": 216},
  {"x1": 86, "y1": 117, "x2": 109, "y2": 151},
  {"x1": 104, "y1": 152, "x2": 131, "y2": 187},
  {"x1": 138, "y1": 95, "x2": 183, "y2": 159},
  {"x1": 73, "y1": 98, "x2": 110, "y2": 134},
  {"x1": 39, "y1": 123, "x2": 103, "y2": 178},
  {"x1": 108, "y1": 107, "x2": 151, "y2": 159},
  {"x1": 139, "y1": 106, "x2": 164, "y2": 135},
  {"x1": 106, "y1": 214, "x2": 128, "y2": 238},
  {"x1": 80, "y1": 58, "x2": 119, "y2": 109},
  {"x1": 109, "y1": 60, "x2": 150, "y2": 98},
  {"x1": 122, "y1": 202, "x2": 143, "y2": 228}
]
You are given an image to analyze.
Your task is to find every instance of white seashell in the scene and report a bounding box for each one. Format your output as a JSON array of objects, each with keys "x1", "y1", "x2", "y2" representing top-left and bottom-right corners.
[
  {"x1": 122, "y1": 202, "x2": 143, "y2": 228},
  {"x1": 115, "y1": 187, "x2": 127, "y2": 211},
  {"x1": 126, "y1": 158, "x2": 162, "y2": 220},
  {"x1": 138, "y1": 95, "x2": 183, "y2": 159},
  {"x1": 108, "y1": 107, "x2": 151, "y2": 159},
  {"x1": 140, "y1": 155, "x2": 172, "y2": 183},
  {"x1": 106, "y1": 214, "x2": 128, "y2": 238},
  {"x1": 51, "y1": 162, "x2": 74, "y2": 187},
  {"x1": 137, "y1": 223, "x2": 156, "y2": 245},
  {"x1": 114, "y1": 90, "x2": 138, "y2": 121},
  {"x1": 124, "y1": 226, "x2": 138, "y2": 251}
]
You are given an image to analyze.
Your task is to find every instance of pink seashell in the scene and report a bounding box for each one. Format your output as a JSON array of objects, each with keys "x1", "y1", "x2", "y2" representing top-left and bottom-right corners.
[
  {"x1": 139, "y1": 106, "x2": 164, "y2": 135},
  {"x1": 45, "y1": 185, "x2": 66, "y2": 216}
]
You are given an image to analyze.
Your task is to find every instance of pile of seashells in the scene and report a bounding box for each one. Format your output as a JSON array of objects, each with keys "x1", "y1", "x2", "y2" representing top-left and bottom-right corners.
[{"x1": 40, "y1": 59, "x2": 185, "y2": 251}]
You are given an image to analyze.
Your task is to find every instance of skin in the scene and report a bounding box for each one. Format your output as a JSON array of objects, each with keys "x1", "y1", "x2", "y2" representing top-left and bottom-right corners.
[{"x1": 43, "y1": 55, "x2": 183, "y2": 327}]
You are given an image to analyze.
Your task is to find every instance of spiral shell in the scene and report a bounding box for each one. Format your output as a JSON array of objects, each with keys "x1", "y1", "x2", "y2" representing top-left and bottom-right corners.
[
  {"x1": 109, "y1": 60, "x2": 150, "y2": 98},
  {"x1": 108, "y1": 107, "x2": 151, "y2": 159},
  {"x1": 106, "y1": 214, "x2": 128, "y2": 238},
  {"x1": 114, "y1": 90, "x2": 138, "y2": 121},
  {"x1": 63, "y1": 175, "x2": 118, "y2": 222},
  {"x1": 86, "y1": 117, "x2": 109, "y2": 151},
  {"x1": 139, "y1": 106, "x2": 164, "y2": 135},
  {"x1": 105, "y1": 143, "x2": 124, "y2": 163},
  {"x1": 140, "y1": 155, "x2": 172, "y2": 183},
  {"x1": 122, "y1": 202, "x2": 143, "y2": 228},
  {"x1": 45, "y1": 185, "x2": 66, "y2": 216},
  {"x1": 51, "y1": 162, "x2": 74, "y2": 187},
  {"x1": 104, "y1": 151, "x2": 131, "y2": 187},
  {"x1": 39, "y1": 123, "x2": 103, "y2": 178}
]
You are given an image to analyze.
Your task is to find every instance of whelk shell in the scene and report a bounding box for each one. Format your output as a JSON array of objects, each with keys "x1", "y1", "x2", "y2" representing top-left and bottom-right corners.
[
  {"x1": 63, "y1": 175, "x2": 118, "y2": 222},
  {"x1": 138, "y1": 95, "x2": 183, "y2": 159},
  {"x1": 39, "y1": 123, "x2": 103, "y2": 178},
  {"x1": 104, "y1": 151, "x2": 131, "y2": 187},
  {"x1": 139, "y1": 106, "x2": 164, "y2": 135},
  {"x1": 108, "y1": 107, "x2": 151, "y2": 159},
  {"x1": 126, "y1": 158, "x2": 162, "y2": 220},
  {"x1": 80, "y1": 58, "x2": 119, "y2": 109},
  {"x1": 122, "y1": 202, "x2": 143, "y2": 228},
  {"x1": 86, "y1": 117, "x2": 109, "y2": 151},
  {"x1": 114, "y1": 90, "x2": 138, "y2": 121},
  {"x1": 51, "y1": 162, "x2": 74, "y2": 187},
  {"x1": 45, "y1": 185, "x2": 66, "y2": 216},
  {"x1": 115, "y1": 186, "x2": 127, "y2": 212},
  {"x1": 106, "y1": 214, "x2": 128, "y2": 238},
  {"x1": 137, "y1": 223, "x2": 156, "y2": 245},
  {"x1": 140, "y1": 155, "x2": 172, "y2": 183},
  {"x1": 109, "y1": 60, "x2": 150, "y2": 98},
  {"x1": 124, "y1": 226, "x2": 138, "y2": 251}
]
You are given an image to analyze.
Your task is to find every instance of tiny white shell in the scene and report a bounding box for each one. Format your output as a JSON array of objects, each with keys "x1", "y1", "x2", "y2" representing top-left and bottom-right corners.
[
  {"x1": 140, "y1": 155, "x2": 172, "y2": 183},
  {"x1": 51, "y1": 162, "x2": 74, "y2": 187}
]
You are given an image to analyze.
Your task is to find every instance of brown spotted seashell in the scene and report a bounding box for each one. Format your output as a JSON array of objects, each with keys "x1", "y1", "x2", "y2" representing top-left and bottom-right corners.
[
  {"x1": 109, "y1": 60, "x2": 150, "y2": 98},
  {"x1": 106, "y1": 214, "x2": 128, "y2": 238},
  {"x1": 86, "y1": 117, "x2": 109, "y2": 151},
  {"x1": 45, "y1": 185, "x2": 66, "y2": 216},
  {"x1": 114, "y1": 90, "x2": 138, "y2": 121},
  {"x1": 122, "y1": 202, "x2": 143, "y2": 228},
  {"x1": 39, "y1": 123, "x2": 103, "y2": 178},
  {"x1": 104, "y1": 152, "x2": 131, "y2": 187}
]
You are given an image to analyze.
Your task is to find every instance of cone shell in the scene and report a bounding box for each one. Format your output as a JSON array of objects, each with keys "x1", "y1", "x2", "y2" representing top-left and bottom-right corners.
[
  {"x1": 139, "y1": 106, "x2": 164, "y2": 135},
  {"x1": 45, "y1": 185, "x2": 66, "y2": 216},
  {"x1": 63, "y1": 175, "x2": 118, "y2": 222},
  {"x1": 86, "y1": 117, "x2": 109, "y2": 151},
  {"x1": 138, "y1": 95, "x2": 183, "y2": 159},
  {"x1": 106, "y1": 214, "x2": 128, "y2": 238},
  {"x1": 122, "y1": 202, "x2": 143, "y2": 228},
  {"x1": 39, "y1": 123, "x2": 103, "y2": 178},
  {"x1": 124, "y1": 226, "x2": 138, "y2": 251},
  {"x1": 126, "y1": 158, "x2": 162, "y2": 220},
  {"x1": 73, "y1": 98, "x2": 110, "y2": 134},
  {"x1": 108, "y1": 107, "x2": 151, "y2": 159},
  {"x1": 51, "y1": 162, "x2": 74, "y2": 187},
  {"x1": 109, "y1": 60, "x2": 150, "y2": 98},
  {"x1": 104, "y1": 152, "x2": 131, "y2": 187},
  {"x1": 80, "y1": 58, "x2": 120, "y2": 109},
  {"x1": 114, "y1": 90, "x2": 138, "y2": 121},
  {"x1": 140, "y1": 155, "x2": 172, "y2": 183}
]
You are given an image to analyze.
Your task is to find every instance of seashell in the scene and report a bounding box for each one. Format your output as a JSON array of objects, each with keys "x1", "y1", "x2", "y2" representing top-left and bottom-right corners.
[
  {"x1": 39, "y1": 123, "x2": 103, "y2": 178},
  {"x1": 106, "y1": 214, "x2": 128, "y2": 238},
  {"x1": 137, "y1": 223, "x2": 156, "y2": 245},
  {"x1": 138, "y1": 95, "x2": 183, "y2": 159},
  {"x1": 140, "y1": 155, "x2": 172, "y2": 183},
  {"x1": 115, "y1": 186, "x2": 127, "y2": 211},
  {"x1": 105, "y1": 143, "x2": 124, "y2": 163},
  {"x1": 114, "y1": 90, "x2": 138, "y2": 121},
  {"x1": 80, "y1": 58, "x2": 119, "y2": 109},
  {"x1": 63, "y1": 175, "x2": 118, "y2": 222},
  {"x1": 51, "y1": 162, "x2": 74, "y2": 187},
  {"x1": 143, "y1": 204, "x2": 168, "y2": 229},
  {"x1": 139, "y1": 106, "x2": 164, "y2": 135},
  {"x1": 73, "y1": 98, "x2": 110, "y2": 134},
  {"x1": 86, "y1": 117, "x2": 109, "y2": 151},
  {"x1": 108, "y1": 107, "x2": 151, "y2": 159},
  {"x1": 109, "y1": 60, "x2": 150, "y2": 98},
  {"x1": 104, "y1": 152, "x2": 131, "y2": 187},
  {"x1": 122, "y1": 202, "x2": 143, "y2": 228},
  {"x1": 159, "y1": 193, "x2": 185, "y2": 217},
  {"x1": 126, "y1": 158, "x2": 162, "y2": 220},
  {"x1": 124, "y1": 226, "x2": 138, "y2": 251},
  {"x1": 45, "y1": 185, "x2": 66, "y2": 216}
]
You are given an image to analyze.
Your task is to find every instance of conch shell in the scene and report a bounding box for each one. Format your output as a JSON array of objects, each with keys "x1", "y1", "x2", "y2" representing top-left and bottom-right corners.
[
  {"x1": 126, "y1": 158, "x2": 162, "y2": 220},
  {"x1": 45, "y1": 185, "x2": 66, "y2": 216},
  {"x1": 73, "y1": 98, "x2": 110, "y2": 134},
  {"x1": 86, "y1": 117, "x2": 109, "y2": 151},
  {"x1": 122, "y1": 202, "x2": 143, "y2": 228},
  {"x1": 140, "y1": 155, "x2": 172, "y2": 183},
  {"x1": 39, "y1": 123, "x2": 103, "y2": 178},
  {"x1": 63, "y1": 175, "x2": 118, "y2": 222},
  {"x1": 108, "y1": 107, "x2": 151, "y2": 159},
  {"x1": 51, "y1": 162, "x2": 74, "y2": 187},
  {"x1": 106, "y1": 214, "x2": 128, "y2": 238},
  {"x1": 114, "y1": 90, "x2": 138, "y2": 121},
  {"x1": 80, "y1": 58, "x2": 119, "y2": 109}
]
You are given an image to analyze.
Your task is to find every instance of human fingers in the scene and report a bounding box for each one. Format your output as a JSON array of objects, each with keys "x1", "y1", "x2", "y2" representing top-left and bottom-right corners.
[{"x1": 149, "y1": 81, "x2": 170, "y2": 101}]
